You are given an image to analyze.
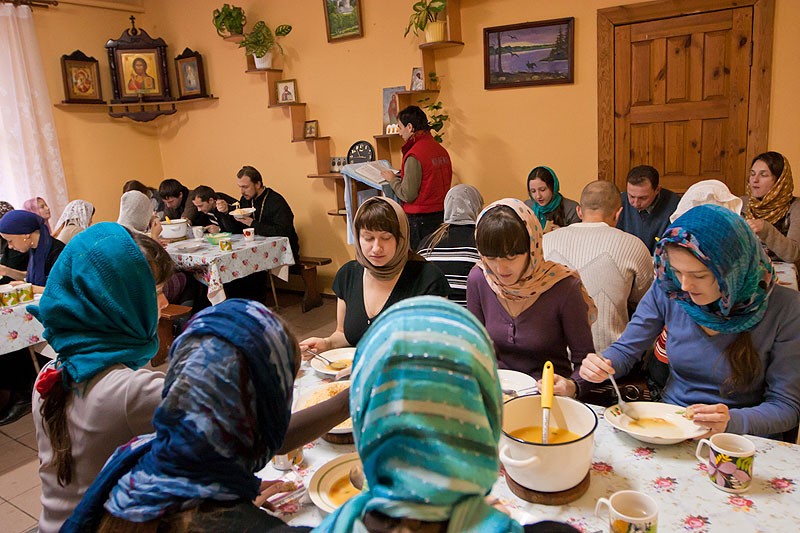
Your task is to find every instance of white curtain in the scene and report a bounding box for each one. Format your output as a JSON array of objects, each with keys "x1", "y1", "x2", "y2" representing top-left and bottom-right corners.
[{"x1": 0, "y1": 4, "x2": 68, "y2": 215}]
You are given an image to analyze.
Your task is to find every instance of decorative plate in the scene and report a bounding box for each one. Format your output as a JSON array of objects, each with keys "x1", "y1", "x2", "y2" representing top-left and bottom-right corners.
[{"x1": 308, "y1": 452, "x2": 362, "y2": 514}]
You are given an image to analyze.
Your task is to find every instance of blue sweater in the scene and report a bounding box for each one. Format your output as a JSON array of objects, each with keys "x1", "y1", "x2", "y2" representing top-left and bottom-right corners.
[
  {"x1": 617, "y1": 189, "x2": 680, "y2": 253},
  {"x1": 604, "y1": 284, "x2": 800, "y2": 437}
]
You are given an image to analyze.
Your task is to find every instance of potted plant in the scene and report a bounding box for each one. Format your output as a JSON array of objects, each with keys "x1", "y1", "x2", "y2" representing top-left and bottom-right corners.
[
  {"x1": 404, "y1": 0, "x2": 447, "y2": 43},
  {"x1": 212, "y1": 4, "x2": 246, "y2": 38},
  {"x1": 239, "y1": 21, "x2": 292, "y2": 69},
  {"x1": 424, "y1": 99, "x2": 448, "y2": 143}
]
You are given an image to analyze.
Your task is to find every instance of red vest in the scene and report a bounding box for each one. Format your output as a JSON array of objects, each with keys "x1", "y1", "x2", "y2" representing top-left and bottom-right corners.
[{"x1": 400, "y1": 132, "x2": 452, "y2": 214}]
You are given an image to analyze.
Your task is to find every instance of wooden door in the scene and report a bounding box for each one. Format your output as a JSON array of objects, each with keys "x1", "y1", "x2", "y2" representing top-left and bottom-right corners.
[{"x1": 614, "y1": 8, "x2": 752, "y2": 195}]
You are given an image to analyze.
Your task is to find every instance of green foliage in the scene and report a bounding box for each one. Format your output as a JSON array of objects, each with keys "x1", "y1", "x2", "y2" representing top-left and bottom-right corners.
[
  {"x1": 326, "y1": 0, "x2": 360, "y2": 39},
  {"x1": 404, "y1": 0, "x2": 447, "y2": 38},
  {"x1": 239, "y1": 21, "x2": 293, "y2": 58},
  {"x1": 212, "y1": 4, "x2": 246, "y2": 37},
  {"x1": 545, "y1": 25, "x2": 569, "y2": 61},
  {"x1": 423, "y1": 99, "x2": 448, "y2": 143}
]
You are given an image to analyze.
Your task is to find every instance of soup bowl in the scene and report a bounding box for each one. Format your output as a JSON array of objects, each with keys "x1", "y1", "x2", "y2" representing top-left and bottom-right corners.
[
  {"x1": 161, "y1": 218, "x2": 189, "y2": 239},
  {"x1": 500, "y1": 394, "x2": 597, "y2": 493}
]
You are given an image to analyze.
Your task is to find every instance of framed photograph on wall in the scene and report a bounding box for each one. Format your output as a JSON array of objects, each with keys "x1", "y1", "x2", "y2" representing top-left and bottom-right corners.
[
  {"x1": 484, "y1": 17, "x2": 574, "y2": 90},
  {"x1": 60, "y1": 50, "x2": 105, "y2": 103},
  {"x1": 174, "y1": 48, "x2": 208, "y2": 100},
  {"x1": 382, "y1": 86, "x2": 405, "y2": 132},
  {"x1": 106, "y1": 18, "x2": 172, "y2": 102},
  {"x1": 323, "y1": 0, "x2": 363, "y2": 42},
  {"x1": 304, "y1": 120, "x2": 319, "y2": 139},
  {"x1": 276, "y1": 79, "x2": 298, "y2": 104},
  {"x1": 410, "y1": 67, "x2": 424, "y2": 91}
]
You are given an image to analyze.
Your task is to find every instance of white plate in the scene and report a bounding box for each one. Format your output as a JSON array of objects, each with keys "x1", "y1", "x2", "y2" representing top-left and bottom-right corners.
[
  {"x1": 294, "y1": 382, "x2": 352, "y2": 434},
  {"x1": 171, "y1": 241, "x2": 206, "y2": 253},
  {"x1": 231, "y1": 207, "x2": 256, "y2": 217},
  {"x1": 308, "y1": 452, "x2": 361, "y2": 514},
  {"x1": 498, "y1": 369, "x2": 538, "y2": 398},
  {"x1": 309, "y1": 347, "x2": 357, "y2": 376},
  {"x1": 604, "y1": 401, "x2": 708, "y2": 445}
]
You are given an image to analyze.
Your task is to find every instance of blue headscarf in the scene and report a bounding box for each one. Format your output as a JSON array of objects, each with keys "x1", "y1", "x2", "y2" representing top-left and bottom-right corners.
[
  {"x1": 0, "y1": 209, "x2": 52, "y2": 286},
  {"x1": 61, "y1": 299, "x2": 296, "y2": 532},
  {"x1": 654, "y1": 205, "x2": 776, "y2": 333},
  {"x1": 27, "y1": 222, "x2": 158, "y2": 385},
  {"x1": 527, "y1": 166, "x2": 563, "y2": 229},
  {"x1": 315, "y1": 296, "x2": 523, "y2": 533}
]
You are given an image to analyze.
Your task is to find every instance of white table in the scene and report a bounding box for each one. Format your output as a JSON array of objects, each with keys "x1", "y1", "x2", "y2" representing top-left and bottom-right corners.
[
  {"x1": 259, "y1": 363, "x2": 800, "y2": 531},
  {"x1": 165, "y1": 235, "x2": 295, "y2": 304},
  {"x1": 0, "y1": 294, "x2": 45, "y2": 371}
]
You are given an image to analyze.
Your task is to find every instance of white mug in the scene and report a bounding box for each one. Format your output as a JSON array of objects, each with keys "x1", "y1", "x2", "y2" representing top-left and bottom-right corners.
[
  {"x1": 595, "y1": 490, "x2": 658, "y2": 533},
  {"x1": 243, "y1": 228, "x2": 255, "y2": 241},
  {"x1": 191, "y1": 226, "x2": 204, "y2": 240}
]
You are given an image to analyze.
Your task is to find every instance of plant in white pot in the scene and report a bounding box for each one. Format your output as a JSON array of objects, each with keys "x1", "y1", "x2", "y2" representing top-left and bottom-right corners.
[
  {"x1": 239, "y1": 21, "x2": 292, "y2": 69},
  {"x1": 404, "y1": 0, "x2": 447, "y2": 43}
]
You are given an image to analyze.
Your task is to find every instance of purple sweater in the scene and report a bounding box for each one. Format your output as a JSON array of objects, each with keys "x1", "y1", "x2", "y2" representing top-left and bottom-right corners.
[{"x1": 466, "y1": 267, "x2": 595, "y2": 395}]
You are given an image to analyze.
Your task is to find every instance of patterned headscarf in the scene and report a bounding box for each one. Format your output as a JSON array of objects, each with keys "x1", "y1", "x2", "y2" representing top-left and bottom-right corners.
[
  {"x1": 743, "y1": 154, "x2": 794, "y2": 224},
  {"x1": 353, "y1": 196, "x2": 420, "y2": 281},
  {"x1": 61, "y1": 299, "x2": 297, "y2": 532},
  {"x1": 670, "y1": 180, "x2": 742, "y2": 223},
  {"x1": 654, "y1": 205, "x2": 776, "y2": 333},
  {"x1": 0, "y1": 209, "x2": 53, "y2": 286},
  {"x1": 527, "y1": 166, "x2": 563, "y2": 229},
  {"x1": 0, "y1": 201, "x2": 13, "y2": 219},
  {"x1": 475, "y1": 199, "x2": 597, "y2": 320},
  {"x1": 444, "y1": 184, "x2": 484, "y2": 225},
  {"x1": 315, "y1": 297, "x2": 522, "y2": 533},
  {"x1": 53, "y1": 199, "x2": 94, "y2": 234}
]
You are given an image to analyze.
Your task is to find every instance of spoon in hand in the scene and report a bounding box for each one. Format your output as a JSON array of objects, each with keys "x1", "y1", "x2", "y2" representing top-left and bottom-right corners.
[
  {"x1": 305, "y1": 348, "x2": 348, "y2": 371},
  {"x1": 608, "y1": 373, "x2": 639, "y2": 420}
]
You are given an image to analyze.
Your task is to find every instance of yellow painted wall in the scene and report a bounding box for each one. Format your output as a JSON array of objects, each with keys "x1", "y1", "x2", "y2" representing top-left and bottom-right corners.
[{"x1": 32, "y1": 0, "x2": 800, "y2": 289}]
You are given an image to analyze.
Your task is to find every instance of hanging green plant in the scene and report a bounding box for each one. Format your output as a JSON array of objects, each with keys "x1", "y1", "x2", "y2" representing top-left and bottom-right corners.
[
  {"x1": 239, "y1": 21, "x2": 292, "y2": 58},
  {"x1": 212, "y1": 4, "x2": 247, "y2": 37},
  {"x1": 404, "y1": 0, "x2": 447, "y2": 38},
  {"x1": 424, "y1": 99, "x2": 449, "y2": 143}
]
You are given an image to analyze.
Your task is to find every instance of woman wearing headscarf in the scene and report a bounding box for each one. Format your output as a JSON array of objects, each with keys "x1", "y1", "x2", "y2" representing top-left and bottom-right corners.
[
  {"x1": 467, "y1": 199, "x2": 596, "y2": 399},
  {"x1": 523, "y1": 166, "x2": 580, "y2": 232},
  {"x1": 300, "y1": 196, "x2": 449, "y2": 354},
  {"x1": 118, "y1": 190, "x2": 163, "y2": 240},
  {"x1": 62, "y1": 299, "x2": 314, "y2": 533},
  {"x1": 581, "y1": 205, "x2": 800, "y2": 438},
  {"x1": 23, "y1": 196, "x2": 52, "y2": 231},
  {"x1": 53, "y1": 199, "x2": 95, "y2": 244},
  {"x1": 314, "y1": 297, "x2": 577, "y2": 533},
  {"x1": 418, "y1": 184, "x2": 484, "y2": 306},
  {"x1": 0, "y1": 209, "x2": 65, "y2": 292},
  {"x1": 669, "y1": 179, "x2": 742, "y2": 223},
  {"x1": 0, "y1": 201, "x2": 28, "y2": 284},
  {"x1": 741, "y1": 151, "x2": 800, "y2": 268}
]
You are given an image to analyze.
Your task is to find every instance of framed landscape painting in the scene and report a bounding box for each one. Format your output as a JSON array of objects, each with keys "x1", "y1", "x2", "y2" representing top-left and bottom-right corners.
[
  {"x1": 484, "y1": 17, "x2": 574, "y2": 89},
  {"x1": 323, "y1": 0, "x2": 363, "y2": 42}
]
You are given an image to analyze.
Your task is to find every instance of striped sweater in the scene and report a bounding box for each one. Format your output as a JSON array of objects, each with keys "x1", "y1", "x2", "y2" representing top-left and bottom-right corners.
[{"x1": 418, "y1": 224, "x2": 480, "y2": 306}]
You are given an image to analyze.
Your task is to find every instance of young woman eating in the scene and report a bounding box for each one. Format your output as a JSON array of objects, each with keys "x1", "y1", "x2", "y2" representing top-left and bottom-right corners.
[
  {"x1": 467, "y1": 199, "x2": 596, "y2": 398},
  {"x1": 418, "y1": 184, "x2": 483, "y2": 306},
  {"x1": 523, "y1": 166, "x2": 580, "y2": 232},
  {"x1": 0, "y1": 209, "x2": 65, "y2": 292},
  {"x1": 580, "y1": 205, "x2": 800, "y2": 438},
  {"x1": 300, "y1": 196, "x2": 448, "y2": 355}
]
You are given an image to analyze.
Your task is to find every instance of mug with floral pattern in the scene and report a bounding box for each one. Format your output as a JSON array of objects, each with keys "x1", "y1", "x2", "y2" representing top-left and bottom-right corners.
[{"x1": 695, "y1": 433, "x2": 755, "y2": 493}]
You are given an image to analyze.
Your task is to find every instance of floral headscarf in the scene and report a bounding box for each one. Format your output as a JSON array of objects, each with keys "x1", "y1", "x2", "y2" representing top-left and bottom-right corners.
[
  {"x1": 743, "y1": 154, "x2": 794, "y2": 225},
  {"x1": 53, "y1": 199, "x2": 94, "y2": 234}
]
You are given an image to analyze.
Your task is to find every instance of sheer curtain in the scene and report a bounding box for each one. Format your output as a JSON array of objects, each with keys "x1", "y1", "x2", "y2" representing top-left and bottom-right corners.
[{"x1": 0, "y1": 4, "x2": 68, "y2": 215}]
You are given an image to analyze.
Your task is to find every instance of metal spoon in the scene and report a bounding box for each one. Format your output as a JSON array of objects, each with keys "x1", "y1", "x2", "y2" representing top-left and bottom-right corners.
[
  {"x1": 501, "y1": 386, "x2": 538, "y2": 398},
  {"x1": 305, "y1": 348, "x2": 348, "y2": 370},
  {"x1": 349, "y1": 465, "x2": 366, "y2": 491},
  {"x1": 608, "y1": 373, "x2": 639, "y2": 420}
]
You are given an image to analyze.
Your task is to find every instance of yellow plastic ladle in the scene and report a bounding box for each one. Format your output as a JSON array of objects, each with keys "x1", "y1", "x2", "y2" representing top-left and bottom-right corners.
[{"x1": 541, "y1": 361, "x2": 554, "y2": 444}]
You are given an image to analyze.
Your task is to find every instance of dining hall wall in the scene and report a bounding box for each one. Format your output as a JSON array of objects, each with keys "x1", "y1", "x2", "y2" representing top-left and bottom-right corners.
[
  {"x1": 32, "y1": 3, "x2": 164, "y2": 225},
  {"x1": 32, "y1": 0, "x2": 800, "y2": 290}
]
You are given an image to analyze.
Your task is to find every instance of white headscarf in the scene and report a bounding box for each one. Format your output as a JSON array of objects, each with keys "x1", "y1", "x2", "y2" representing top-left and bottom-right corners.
[
  {"x1": 669, "y1": 180, "x2": 743, "y2": 222},
  {"x1": 118, "y1": 191, "x2": 154, "y2": 233},
  {"x1": 54, "y1": 200, "x2": 94, "y2": 234},
  {"x1": 444, "y1": 184, "x2": 484, "y2": 226}
]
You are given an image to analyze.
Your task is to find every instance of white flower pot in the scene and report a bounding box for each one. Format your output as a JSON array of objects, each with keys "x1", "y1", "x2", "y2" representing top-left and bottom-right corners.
[{"x1": 253, "y1": 52, "x2": 273, "y2": 70}]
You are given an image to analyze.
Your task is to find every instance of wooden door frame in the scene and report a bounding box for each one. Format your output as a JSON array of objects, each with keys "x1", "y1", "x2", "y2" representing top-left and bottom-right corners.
[{"x1": 597, "y1": 0, "x2": 775, "y2": 184}]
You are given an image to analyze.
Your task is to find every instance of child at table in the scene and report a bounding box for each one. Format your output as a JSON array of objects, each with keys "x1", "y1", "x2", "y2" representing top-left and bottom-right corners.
[{"x1": 580, "y1": 205, "x2": 800, "y2": 438}]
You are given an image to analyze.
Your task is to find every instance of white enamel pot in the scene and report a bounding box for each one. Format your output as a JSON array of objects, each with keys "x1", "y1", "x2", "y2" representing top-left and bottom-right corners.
[{"x1": 500, "y1": 394, "x2": 597, "y2": 493}]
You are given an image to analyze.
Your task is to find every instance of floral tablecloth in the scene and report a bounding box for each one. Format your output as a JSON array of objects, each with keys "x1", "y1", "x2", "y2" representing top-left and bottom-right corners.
[
  {"x1": 257, "y1": 363, "x2": 800, "y2": 531},
  {"x1": 1, "y1": 294, "x2": 44, "y2": 355},
  {"x1": 166, "y1": 235, "x2": 295, "y2": 304}
]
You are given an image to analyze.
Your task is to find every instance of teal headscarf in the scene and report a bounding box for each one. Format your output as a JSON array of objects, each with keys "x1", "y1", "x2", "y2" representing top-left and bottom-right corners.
[
  {"x1": 28, "y1": 222, "x2": 159, "y2": 385},
  {"x1": 314, "y1": 296, "x2": 522, "y2": 533},
  {"x1": 654, "y1": 205, "x2": 776, "y2": 333},
  {"x1": 527, "y1": 166, "x2": 563, "y2": 229}
]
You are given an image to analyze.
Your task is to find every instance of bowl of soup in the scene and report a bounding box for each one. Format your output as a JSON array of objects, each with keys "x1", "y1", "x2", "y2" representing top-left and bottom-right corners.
[
  {"x1": 500, "y1": 394, "x2": 598, "y2": 493},
  {"x1": 161, "y1": 218, "x2": 189, "y2": 239}
]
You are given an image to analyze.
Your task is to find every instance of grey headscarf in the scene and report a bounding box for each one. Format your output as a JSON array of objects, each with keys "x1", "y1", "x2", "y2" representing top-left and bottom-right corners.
[
  {"x1": 117, "y1": 191, "x2": 154, "y2": 233},
  {"x1": 444, "y1": 184, "x2": 483, "y2": 225}
]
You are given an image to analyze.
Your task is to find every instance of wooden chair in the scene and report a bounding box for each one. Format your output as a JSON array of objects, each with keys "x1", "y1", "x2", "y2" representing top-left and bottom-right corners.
[
  {"x1": 270, "y1": 256, "x2": 332, "y2": 312},
  {"x1": 153, "y1": 304, "x2": 192, "y2": 367}
]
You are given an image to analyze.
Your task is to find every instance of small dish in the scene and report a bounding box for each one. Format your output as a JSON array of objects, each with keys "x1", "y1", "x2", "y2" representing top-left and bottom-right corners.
[
  {"x1": 498, "y1": 369, "x2": 538, "y2": 400},
  {"x1": 205, "y1": 232, "x2": 232, "y2": 245},
  {"x1": 308, "y1": 452, "x2": 361, "y2": 514},
  {"x1": 604, "y1": 401, "x2": 707, "y2": 445},
  {"x1": 230, "y1": 207, "x2": 256, "y2": 217},
  {"x1": 309, "y1": 347, "x2": 356, "y2": 377},
  {"x1": 171, "y1": 241, "x2": 206, "y2": 253},
  {"x1": 294, "y1": 382, "x2": 352, "y2": 434}
]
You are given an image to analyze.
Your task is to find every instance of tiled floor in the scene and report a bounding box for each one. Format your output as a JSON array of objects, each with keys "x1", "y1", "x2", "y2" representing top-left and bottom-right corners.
[{"x1": 0, "y1": 291, "x2": 337, "y2": 533}]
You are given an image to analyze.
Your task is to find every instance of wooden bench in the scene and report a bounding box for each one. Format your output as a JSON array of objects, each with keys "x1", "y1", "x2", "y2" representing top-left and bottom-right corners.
[
  {"x1": 269, "y1": 256, "x2": 332, "y2": 313},
  {"x1": 153, "y1": 304, "x2": 192, "y2": 367}
]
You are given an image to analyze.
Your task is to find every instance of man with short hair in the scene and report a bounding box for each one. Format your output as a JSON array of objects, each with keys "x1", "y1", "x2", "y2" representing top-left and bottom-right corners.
[
  {"x1": 543, "y1": 180, "x2": 654, "y2": 352},
  {"x1": 616, "y1": 165, "x2": 680, "y2": 253},
  {"x1": 158, "y1": 178, "x2": 194, "y2": 222},
  {"x1": 190, "y1": 185, "x2": 236, "y2": 233}
]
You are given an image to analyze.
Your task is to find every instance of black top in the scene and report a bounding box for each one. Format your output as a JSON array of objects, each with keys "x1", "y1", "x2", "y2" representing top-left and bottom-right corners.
[
  {"x1": 185, "y1": 192, "x2": 236, "y2": 227},
  {"x1": 0, "y1": 239, "x2": 28, "y2": 284},
  {"x1": 417, "y1": 225, "x2": 480, "y2": 306},
  {"x1": 42, "y1": 238, "x2": 66, "y2": 283},
  {"x1": 218, "y1": 188, "x2": 300, "y2": 258},
  {"x1": 332, "y1": 259, "x2": 450, "y2": 345}
]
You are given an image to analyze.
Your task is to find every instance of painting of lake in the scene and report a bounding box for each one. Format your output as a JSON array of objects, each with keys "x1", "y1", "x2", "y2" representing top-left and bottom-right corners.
[{"x1": 484, "y1": 18, "x2": 574, "y2": 89}]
